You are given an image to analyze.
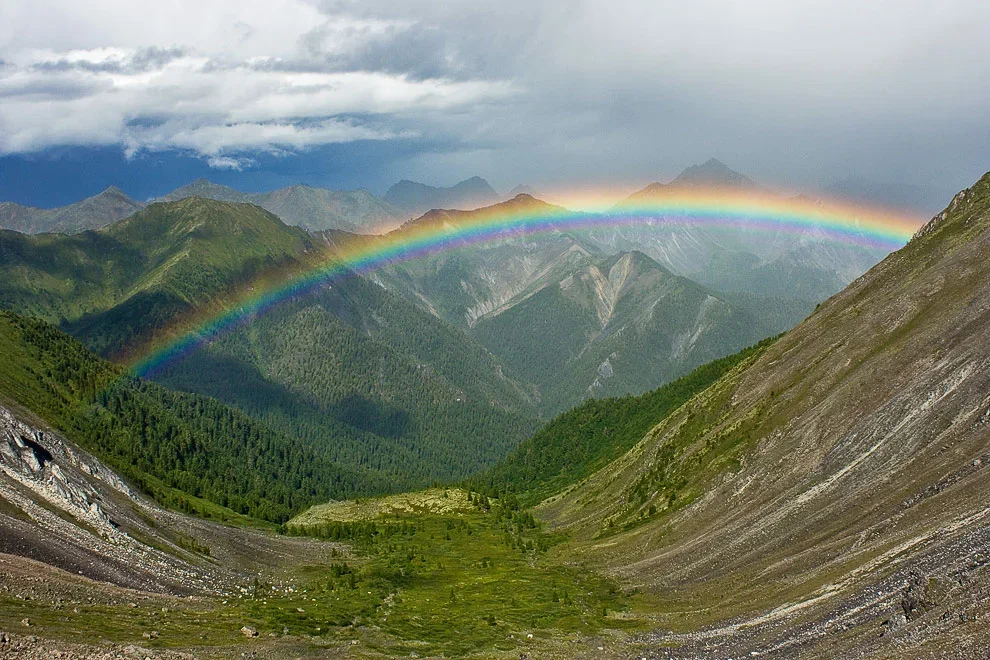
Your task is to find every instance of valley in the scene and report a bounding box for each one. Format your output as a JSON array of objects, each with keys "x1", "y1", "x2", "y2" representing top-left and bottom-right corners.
[
  {"x1": 0, "y1": 168, "x2": 987, "y2": 658},
  {"x1": 1, "y1": 1, "x2": 986, "y2": 656}
]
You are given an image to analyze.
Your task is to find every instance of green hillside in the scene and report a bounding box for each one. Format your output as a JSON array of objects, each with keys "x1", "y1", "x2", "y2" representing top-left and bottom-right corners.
[
  {"x1": 0, "y1": 197, "x2": 313, "y2": 355},
  {"x1": 476, "y1": 337, "x2": 774, "y2": 504},
  {"x1": 0, "y1": 310, "x2": 381, "y2": 523}
]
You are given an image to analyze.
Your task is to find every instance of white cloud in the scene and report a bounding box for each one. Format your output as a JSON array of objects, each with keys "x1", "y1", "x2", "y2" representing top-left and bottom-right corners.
[
  {"x1": 206, "y1": 155, "x2": 253, "y2": 170},
  {"x1": 0, "y1": 0, "x2": 987, "y2": 191},
  {"x1": 0, "y1": 1, "x2": 513, "y2": 161}
]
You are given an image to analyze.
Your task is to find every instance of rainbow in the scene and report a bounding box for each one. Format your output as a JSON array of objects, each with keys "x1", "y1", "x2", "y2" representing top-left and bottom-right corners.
[{"x1": 129, "y1": 190, "x2": 921, "y2": 377}]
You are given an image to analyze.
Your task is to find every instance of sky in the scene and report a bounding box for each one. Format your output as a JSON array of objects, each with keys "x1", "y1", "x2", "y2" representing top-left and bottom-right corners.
[{"x1": 1, "y1": 0, "x2": 988, "y2": 208}]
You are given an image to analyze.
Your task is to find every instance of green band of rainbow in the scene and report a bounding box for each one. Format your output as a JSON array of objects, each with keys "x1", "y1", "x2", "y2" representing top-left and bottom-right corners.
[{"x1": 130, "y1": 192, "x2": 921, "y2": 377}]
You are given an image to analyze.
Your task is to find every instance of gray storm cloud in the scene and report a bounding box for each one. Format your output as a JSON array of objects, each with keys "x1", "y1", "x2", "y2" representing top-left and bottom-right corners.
[{"x1": 0, "y1": 0, "x2": 987, "y2": 192}]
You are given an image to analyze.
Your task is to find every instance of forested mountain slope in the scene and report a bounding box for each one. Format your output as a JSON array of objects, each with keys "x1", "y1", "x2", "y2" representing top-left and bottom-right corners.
[
  {"x1": 476, "y1": 337, "x2": 774, "y2": 505},
  {"x1": 0, "y1": 310, "x2": 379, "y2": 523},
  {"x1": 154, "y1": 274, "x2": 537, "y2": 487},
  {"x1": 0, "y1": 198, "x2": 539, "y2": 489},
  {"x1": 0, "y1": 197, "x2": 313, "y2": 354},
  {"x1": 536, "y1": 173, "x2": 990, "y2": 655}
]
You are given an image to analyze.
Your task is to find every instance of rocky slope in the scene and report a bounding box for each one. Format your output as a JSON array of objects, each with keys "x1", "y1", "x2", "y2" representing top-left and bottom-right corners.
[
  {"x1": 0, "y1": 403, "x2": 323, "y2": 594},
  {"x1": 471, "y1": 249, "x2": 805, "y2": 415},
  {"x1": 537, "y1": 172, "x2": 990, "y2": 655},
  {"x1": 0, "y1": 187, "x2": 145, "y2": 234}
]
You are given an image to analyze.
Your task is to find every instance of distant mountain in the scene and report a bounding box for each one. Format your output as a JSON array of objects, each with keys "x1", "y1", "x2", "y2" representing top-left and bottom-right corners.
[
  {"x1": 623, "y1": 158, "x2": 762, "y2": 205},
  {"x1": 471, "y1": 249, "x2": 805, "y2": 415},
  {"x1": 0, "y1": 186, "x2": 145, "y2": 234},
  {"x1": 160, "y1": 178, "x2": 249, "y2": 203},
  {"x1": 670, "y1": 157, "x2": 760, "y2": 189},
  {"x1": 592, "y1": 159, "x2": 891, "y2": 300},
  {"x1": 161, "y1": 178, "x2": 401, "y2": 233},
  {"x1": 370, "y1": 194, "x2": 600, "y2": 328},
  {"x1": 368, "y1": 195, "x2": 812, "y2": 415},
  {"x1": 824, "y1": 175, "x2": 956, "y2": 216},
  {"x1": 384, "y1": 176, "x2": 501, "y2": 216}
]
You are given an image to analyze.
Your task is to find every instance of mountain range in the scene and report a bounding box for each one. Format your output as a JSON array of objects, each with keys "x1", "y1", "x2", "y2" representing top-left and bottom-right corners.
[
  {"x1": 582, "y1": 158, "x2": 891, "y2": 301},
  {"x1": 368, "y1": 192, "x2": 817, "y2": 413},
  {"x1": 0, "y1": 162, "x2": 905, "y2": 423},
  {"x1": 0, "y1": 197, "x2": 538, "y2": 493},
  {"x1": 0, "y1": 169, "x2": 987, "y2": 655},
  {"x1": 158, "y1": 178, "x2": 402, "y2": 233}
]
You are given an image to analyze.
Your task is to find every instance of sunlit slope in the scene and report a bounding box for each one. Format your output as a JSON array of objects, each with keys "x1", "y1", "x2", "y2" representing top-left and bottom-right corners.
[
  {"x1": 0, "y1": 197, "x2": 312, "y2": 354},
  {"x1": 476, "y1": 337, "x2": 774, "y2": 506},
  {"x1": 539, "y1": 173, "x2": 990, "y2": 651}
]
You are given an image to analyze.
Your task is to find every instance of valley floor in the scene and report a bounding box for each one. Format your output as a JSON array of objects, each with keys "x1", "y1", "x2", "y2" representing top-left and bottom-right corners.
[
  {"x1": 1, "y1": 392, "x2": 990, "y2": 659},
  {"x1": 3, "y1": 488, "x2": 990, "y2": 659}
]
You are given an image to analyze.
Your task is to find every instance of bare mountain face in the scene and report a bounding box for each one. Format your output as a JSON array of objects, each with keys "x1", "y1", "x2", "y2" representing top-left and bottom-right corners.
[
  {"x1": 372, "y1": 195, "x2": 598, "y2": 327},
  {"x1": 538, "y1": 172, "x2": 990, "y2": 655},
  {"x1": 161, "y1": 178, "x2": 401, "y2": 233},
  {"x1": 585, "y1": 159, "x2": 891, "y2": 301},
  {"x1": 384, "y1": 176, "x2": 501, "y2": 217},
  {"x1": 0, "y1": 404, "x2": 292, "y2": 593},
  {"x1": 368, "y1": 194, "x2": 812, "y2": 415},
  {"x1": 0, "y1": 187, "x2": 145, "y2": 234},
  {"x1": 471, "y1": 250, "x2": 807, "y2": 415}
]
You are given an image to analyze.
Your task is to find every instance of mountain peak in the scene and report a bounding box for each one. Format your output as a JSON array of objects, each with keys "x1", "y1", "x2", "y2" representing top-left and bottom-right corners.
[
  {"x1": 671, "y1": 158, "x2": 755, "y2": 189},
  {"x1": 399, "y1": 193, "x2": 564, "y2": 232}
]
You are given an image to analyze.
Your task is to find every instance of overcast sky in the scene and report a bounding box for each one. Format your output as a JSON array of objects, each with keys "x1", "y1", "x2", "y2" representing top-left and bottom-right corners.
[{"x1": 1, "y1": 0, "x2": 988, "y2": 206}]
